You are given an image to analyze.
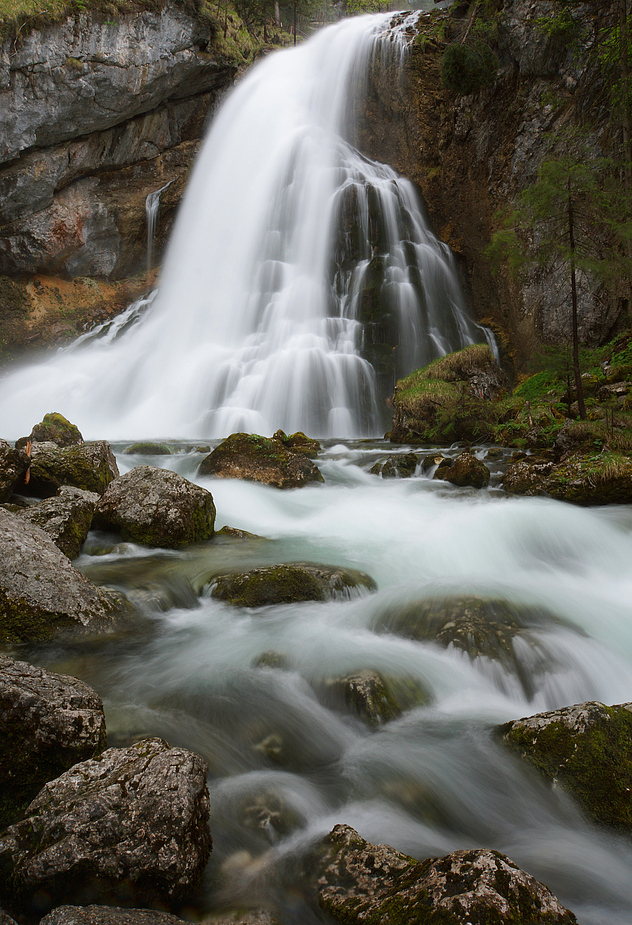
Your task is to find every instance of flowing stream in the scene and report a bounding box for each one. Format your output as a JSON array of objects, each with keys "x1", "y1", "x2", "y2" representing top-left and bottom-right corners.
[{"x1": 27, "y1": 441, "x2": 632, "y2": 925}]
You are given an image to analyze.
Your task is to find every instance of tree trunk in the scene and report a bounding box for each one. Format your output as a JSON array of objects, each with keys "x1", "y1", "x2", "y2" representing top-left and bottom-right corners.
[{"x1": 568, "y1": 185, "x2": 586, "y2": 420}]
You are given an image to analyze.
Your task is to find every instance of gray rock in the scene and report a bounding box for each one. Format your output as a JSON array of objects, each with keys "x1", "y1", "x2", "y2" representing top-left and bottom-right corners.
[
  {"x1": 210, "y1": 563, "x2": 377, "y2": 607},
  {"x1": 40, "y1": 907, "x2": 185, "y2": 925},
  {"x1": 0, "y1": 738, "x2": 211, "y2": 913},
  {"x1": 0, "y1": 656, "x2": 106, "y2": 829},
  {"x1": 12, "y1": 486, "x2": 99, "y2": 558},
  {"x1": 0, "y1": 507, "x2": 135, "y2": 643},
  {"x1": 94, "y1": 465, "x2": 216, "y2": 548},
  {"x1": 0, "y1": 439, "x2": 30, "y2": 502},
  {"x1": 25, "y1": 441, "x2": 119, "y2": 498},
  {"x1": 313, "y1": 824, "x2": 577, "y2": 924}
]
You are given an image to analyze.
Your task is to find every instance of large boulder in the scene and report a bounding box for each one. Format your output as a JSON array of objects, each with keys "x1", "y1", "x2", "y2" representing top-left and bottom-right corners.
[
  {"x1": 210, "y1": 563, "x2": 377, "y2": 607},
  {"x1": 0, "y1": 656, "x2": 106, "y2": 829},
  {"x1": 10, "y1": 486, "x2": 99, "y2": 559},
  {"x1": 0, "y1": 738, "x2": 211, "y2": 914},
  {"x1": 0, "y1": 507, "x2": 134, "y2": 643},
  {"x1": 312, "y1": 824, "x2": 576, "y2": 924},
  {"x1": 0, "y1": 440, "x2": 30, "y2": 501},
  {"x1": 16, "y1": 413, "x2": 83, "y2": 448},
  {"x1": 433, "y1": 451, "x2": 490, "y2": 489},
  {"x1": 502, "y1": 452, "x2": 632, "y2": 505},
  {"x1": 93, "y1": 466, "x2": 216, "y2": 548},
  {"x1": 498, "y1": 701, "x2": 632, "y2": 835},
  {"x1": 198, "y1": 433, "x2": 324, "y2": 489},
  {"x1": 24, "y1": 441, "x2": 119, "y2": 498}
]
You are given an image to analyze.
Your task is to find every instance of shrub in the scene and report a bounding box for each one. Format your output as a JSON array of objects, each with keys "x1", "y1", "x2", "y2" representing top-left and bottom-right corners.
[{"x1": 440, "y1": 41, "x2": 498, "y2": 95}]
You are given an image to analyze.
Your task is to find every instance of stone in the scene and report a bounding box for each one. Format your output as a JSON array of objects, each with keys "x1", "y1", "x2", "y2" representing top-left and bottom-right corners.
[
  {"x1": 17, "y1": 413, "x2": 83, "y2": 448},
  {"x1": 319, "y1": 668, "x2": 429, "y2": 727},
  {"x1": 24, "y1": 441, "x2": 119, "y2": 498},
  {"x1": 198, "y1": 433, "x2": 324, "y2": 489},
  {"x1": 0, "y1": 738, "x2": 211, "y2": 914},
  {"x1": 312, "y1": 825, "x2": 576, "y2": 924},
  {"x1": 122, "y1": 442, "x2": 174, "y2": 455},
  {"x1": 0, "y1": 507, "x2": 135, "y2": 643},
  {"x1": 11, "y1": 486, "x2": 99, "y2": 558},
  {"x1": 40, "y1": 907, "x2": 185, "y2": 925},
  {"x1": 502, "y1": 453, "x2": 632, "y2": 505},
  {"x1": 0, "y1": 656, "x2": 106, "y2": 829},
  {"x1": 370, "y1": 452, "x2": 419, "y2": 478},
  {"x1": 432, "y1": 451, "x2": 490, "y2": 488},
  {"x1": 93, "y1": 465, "x2": 216, "y2": 549},
  {"x1": 0, "y1": 439, "x2": 30, "y2": 502},
  {"x1": 498, "y1": 701, "x2": 632, "y2": 834},
  {"x1": 210, "y1": 563, "x2": 377, "y2": 607},
  {"x1": 272, "y1": 430, "x2": 322, "y2": 458},
  {"x1": 0, "y1": 909, "x2": 18, "y2": 925}
]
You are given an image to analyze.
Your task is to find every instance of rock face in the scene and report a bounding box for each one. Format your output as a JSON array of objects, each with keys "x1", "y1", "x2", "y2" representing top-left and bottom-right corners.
[
  {"x1": 94, "y1": 465, "x2": 216, "y2": 548},
  {"x1": 312, "y1": 824, "x2": 576, "y2": 924},
  {"x1": 0, "y1": 737, "x2": 211, "y2": 913},
  {"x1": 210, "y1": 563, "x2": 376, "y2": 607},
  {"x1": 0, "y1": 440, "x2": 30, "y2": 501},
  {"x1": 0, "y1": 656, "x2": 106, "y2": 829},
  {"x1": 198, "y1": 433, "x2": 324, "y2": 489},
  {"x1": 498, "y1": 701, "x2": 632, "y2": 834},
  {"x1": 11, "y1": 486, "x2": 99, "y2": 558},
  {"x1": 0, "y1": 507, "x2": 133, "y2": 643},
  {"x1": 25, "y1": 440, "x2": 119, "y2": 498}
]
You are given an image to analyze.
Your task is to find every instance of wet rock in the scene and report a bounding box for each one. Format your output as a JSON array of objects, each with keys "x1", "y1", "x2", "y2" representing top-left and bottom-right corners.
[
  {"x1": 0, "y1": 440, "x2": 30, "y2": 502},
  {"x1": 94, "y1": 465, "x2": 216, "y2": 549},
  {"x1": 210, "y1": 563, "x2": 376, "y2": 607},
  {"x1": 0, "y1": 507, "x2": 135, "y2": 643},
  {"x1": 17, "y1": 413, "x2": 83, "y2": 448},
  {"x1": 272, "y1": 430, "x2": 322, "y2": 458},
  {"x1": 11, "y1": 486, "x2": 99, "y2": 559},
  {"x1": 433, "y1": 451, "x2": 490, "y2": 489},
  {"x1": 24, "y1": 441, "x2": 119, "y2": 498},
  {"x1": 0, "y1": 737, "x2": 211, "y2": 914},
  {"x1": 421, "y1": 452, "x2": 451, "y2": 473},
  {"x1": 0, "y1": 656, "x2": 106, "y2": 829},
  {"x1": 198, "y1": 433, "x2": 324, "y2": 489},
  {"x1": 312, "y1": 824, "x2": 576, "y2": 924},
  {"x1": 370, "y1": 452, "x2": 419, "y2": 478},
  {"x1": 502, "y1": 453, "x2": 632, "y2": 505},
  {"x1": 498, "y1": 701, "x2": 632, "y2": 834},
  {"x1": 0, "y1": 909, "x2": 17, "y2": 925},
  {"x1": 40, "y1": 907, "x2": 184, "y2": 925},
  {"x1": 122, "y1": 442, "x2": 174, "y2": 456},
  {"x1": 319, "y1": 668, "x2": 429, "y2": 727}
]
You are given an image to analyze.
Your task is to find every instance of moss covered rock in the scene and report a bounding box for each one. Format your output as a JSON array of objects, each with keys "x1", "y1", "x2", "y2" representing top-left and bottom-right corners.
[
  {"x1": 122, "y1": 442, "x2": 174, "y2": 456},
  {"x1": 198, "y1": 433, "x2": 324, "y2": 488},
  {"x1": 370, "y1": 452, "x2": 420, "y2": 478},
  {"x1": 0, "y1": 439, "x2": 30, "y2": 502},
  {"x1": 272, "y1": 430, "x2": 321, "y2": 458},
  {"x1": 24, "y1": 441, "x2": 119, "y2": 498},
  {"x1": 210, "y1": 563, "x2": 376, "y2": 607},
  {"x1": 502, "y1": 452, "x2": 632, "y2": 505},
  {"x1": 11, "y1": 486, "x2": 99, "y2": 559},
  {"x1": 319, "y1": 668, "x2": 429, "y2": 727},
  {"x1": 498, "y1": 701, "x2": 632, "y2": 834},
  {"x1": 311, "y1": 824, "x2": 576, "y2": 924},
  {"x1": 94, "y1": 465, "x2": 216, "y2": 549},
  {"x1": 17, "y1": 413, "x2": 83, "y2": 449},
  {"x1": 433, "y1": 451, "x2": 490, "y2": 488},
  {"x1": 0, "y1": 656, "x2": 106, "y2": 829}
]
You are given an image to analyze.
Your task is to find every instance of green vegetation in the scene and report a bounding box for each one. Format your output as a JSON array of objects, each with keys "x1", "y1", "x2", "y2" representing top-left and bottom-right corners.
[{"x1": 439, "y1": 0, "x2": 499, "y2": 95}]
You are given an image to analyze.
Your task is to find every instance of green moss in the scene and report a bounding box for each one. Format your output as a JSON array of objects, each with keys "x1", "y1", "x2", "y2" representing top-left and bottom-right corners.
[{"x1": 0, "y1": 593, "x2": 75, "y2": 644}]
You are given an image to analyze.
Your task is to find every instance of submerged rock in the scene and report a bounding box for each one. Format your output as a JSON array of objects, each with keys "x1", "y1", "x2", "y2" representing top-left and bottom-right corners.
[
  {"x1": 432, "y1": 451, "x2": 490, "y2": 489},
  {"x1": 94, "y1": 465, "x2": 216, "y2": 548},
  {"x1": 0, "y1": 508, "x2": 135, "y2": 643},
  {"x1": 24, "y1": 441, "x2": 119, "y2": 498},
  {"x1": 312, "y1": 824, "x2": 576, "y2": 924},
  {"x1": 122, "y1": 442, "x2": 174, "y2": 455},
  {"x1": 0, "y1": 440, "x2": 30, "y2": 501},
  {"x1": 370, "y1": 452, "x2": 419, "y2": 478},
  {"x1": 498, "y1": 701, "x2": 632, "y2": 834},
  {"x1": 0, "y1": 656, "x2": 106, "y2": 829},
  {"x1": 0, "y1": 738, "x2": 211, "y2": 914},
  {"x1": 17, "y1": 413, "x2": 83, "y2": 448},
  {"x1": 11, "y1": 486, "x2": 99, "y2": 559},
  {"x1": 319, "y1": 668, "x2": 429, "y2": 727},
  {"x1": 210, "y1": 563, "x2": 376, "y2": 607},
  {"x1": 198, "y1": 433, "x2": 324, "y2": 489}
]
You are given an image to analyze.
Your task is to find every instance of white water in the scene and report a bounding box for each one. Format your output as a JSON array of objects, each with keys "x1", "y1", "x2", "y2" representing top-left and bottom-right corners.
[
  {"x1": 40, "y1": 441, "x2": 632, "y2": 925},
  {"x1": 0, "y1": 13, "x2": 490, "y2": 441}
]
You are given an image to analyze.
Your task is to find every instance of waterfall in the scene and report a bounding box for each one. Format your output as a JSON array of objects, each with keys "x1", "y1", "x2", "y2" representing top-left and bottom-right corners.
[
  {"x1": 0, "y1": 12, "x2": 491, "y2": 441},
  {"x1": 145, "y1": 179, "x2": 174, "y2": 291}
]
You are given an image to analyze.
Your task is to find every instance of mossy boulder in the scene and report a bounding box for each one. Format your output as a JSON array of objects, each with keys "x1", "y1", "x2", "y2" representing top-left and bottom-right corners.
[
  {"x1": 93, "y1": 466, "x2": 216, "y2": 549},
  {"x1": 311, "y1": 824, "x2": 576, "y2": 924},
  {"x1": 432, "y1": 451, "x2": 490, "y2": 489},
  {"x1": 370, "y1": 452, "x2": 420, "y2": 478},
  {"x1": 0, "y1": 656, "x2": 106, "y2": 829},
  {"x1": 318, "y1": 668, "x2": 429, "y2": 727},
  {"x1": 502, "y1": 452, "x2": 632, "y2": 505},
  {"x1": 497, "y1": 701, "x2": 632, "y2": 835},
  {"x1": 390, "y1": 344, "x2": 508, "y2": 445},
  {"x1": 16, "y1": 413, "x2": 83, "y2": 449},
  {"x1": 122, "y1": 442, "x2": 174, "y2": 455},
  {"x1": 272, "y1": 429, "x2": 321, "y2": 458},
  {"x1": 38, "y1": 909, "x2": 189, "y2": 925},
  {"x1": 0, "y1": 439, "x2": 30, "y2": 502},
  {"x1": 210, "y1": 563, "x2": 377, "y2": 607},
  {"x1": 10, "y1": 486, "x2": 99, "y2": 559},
  {"x1": 23, "y1": 441, "x2": 119, "y2": 498},
  {"x1": 198, "y1": 433, "x2": 324, "y2": 489}
]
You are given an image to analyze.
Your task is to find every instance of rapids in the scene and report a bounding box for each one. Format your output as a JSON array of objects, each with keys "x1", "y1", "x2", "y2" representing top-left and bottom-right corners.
[{"x1": 26, "y1": 441, "x2": 632, "y2": 925}]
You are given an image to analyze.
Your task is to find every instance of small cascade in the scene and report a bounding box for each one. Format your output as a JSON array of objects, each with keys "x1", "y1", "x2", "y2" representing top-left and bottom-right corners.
[
  {"x1": 0, "y1": 12, "x2": 493, "y2": 440},
  {"x1": 145, "y1": 180, "x2": 174, "y2": 292}
]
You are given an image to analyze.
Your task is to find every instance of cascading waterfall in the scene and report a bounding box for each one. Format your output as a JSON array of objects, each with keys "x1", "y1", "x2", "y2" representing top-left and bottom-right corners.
[
  {"x1": 145, "y1": 179, "x2": 174, "y2": 291},
  {"x1": 0, "y1": 12, "x2": 491, "y2": 441}
]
